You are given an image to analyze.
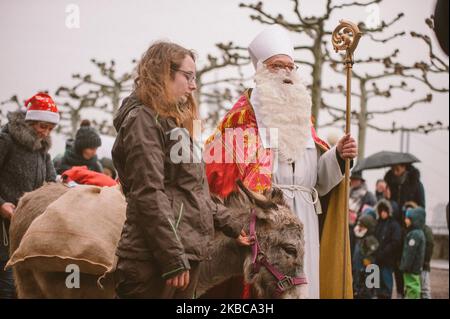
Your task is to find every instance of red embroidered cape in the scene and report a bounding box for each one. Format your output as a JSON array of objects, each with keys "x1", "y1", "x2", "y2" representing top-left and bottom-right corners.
[{"x1": 204, "y1": 89, "x2": 329, "y2": 198}]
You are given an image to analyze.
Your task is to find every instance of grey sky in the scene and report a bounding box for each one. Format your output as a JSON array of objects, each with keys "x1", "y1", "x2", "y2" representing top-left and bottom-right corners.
[{"x1": 0, "y1": 0, "x2": 448, "y2": 225}]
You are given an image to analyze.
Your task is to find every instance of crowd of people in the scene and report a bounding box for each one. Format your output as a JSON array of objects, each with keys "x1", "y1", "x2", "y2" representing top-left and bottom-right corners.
[
  {"x1": 0, "y1": 25, "x2": 441, "y2": 300},
  {"x1": 349, "y1": 167, "x2": 434, "y2": 299},
  {"x1": 0, "y1": 94, "x2": 118, "y2": 298}
]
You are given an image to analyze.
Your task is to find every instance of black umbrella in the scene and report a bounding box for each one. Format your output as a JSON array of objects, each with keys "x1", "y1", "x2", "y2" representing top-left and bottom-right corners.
[{"x1": 353, "y1": 151, "x2": 420, "y2": 171}]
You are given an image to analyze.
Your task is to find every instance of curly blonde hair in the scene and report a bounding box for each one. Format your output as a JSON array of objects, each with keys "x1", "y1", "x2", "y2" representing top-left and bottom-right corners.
[{"x1": 134, "y1": 41, "x2": 198, "y2": 134}]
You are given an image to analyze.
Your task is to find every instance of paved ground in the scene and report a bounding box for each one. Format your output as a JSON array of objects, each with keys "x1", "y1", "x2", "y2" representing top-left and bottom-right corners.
[
  {"x1": 392, "y1": 260, "x2": 449, "y2": 299},
  {"x1": 430, "y1": 268, "x2": 449, "y2": 299}
]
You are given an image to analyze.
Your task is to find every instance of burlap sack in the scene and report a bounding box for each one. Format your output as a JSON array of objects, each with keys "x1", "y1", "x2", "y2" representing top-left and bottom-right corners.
[{"x1": 7, "y1": 185, "x2": 126, "y2": 277}]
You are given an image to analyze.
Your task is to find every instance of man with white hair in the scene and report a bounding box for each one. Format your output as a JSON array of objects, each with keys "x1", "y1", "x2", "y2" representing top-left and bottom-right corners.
[{"x1": 204, "y1": 26, "x2": 357, "y2": 299}]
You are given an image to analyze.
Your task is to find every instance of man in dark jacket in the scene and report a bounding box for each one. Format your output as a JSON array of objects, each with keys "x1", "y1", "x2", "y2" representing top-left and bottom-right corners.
[
  {"x1": 384, "y1": 163, "x2": 426, "y2": 299},
  {"x1": 112, "y1": 42, "x2": 249, "y2": 299},
  {"x1": 54, "y1": 120, "x2": 103, "y2": 175},
  {"x1": 384, "y1": 164, "x2": 425, "y2": 210},
  {"x1": 0, "y1": 93, "x2": 59, "y2": 298},
  {"x1": 374, "y1": 199, "x2": 402, "y2": 299},
  {"x1": 400, "y1": 207, "x2": 426, "y2": 299}
]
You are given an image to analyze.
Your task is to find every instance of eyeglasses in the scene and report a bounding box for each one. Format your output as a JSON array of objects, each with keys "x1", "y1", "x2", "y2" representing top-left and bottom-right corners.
[
  {"x1": 173, "y1": 68, "x2": 197, "y2": 83},
  {"x1": 267, "y1": 63, "x2": 299, "y2": 72}
]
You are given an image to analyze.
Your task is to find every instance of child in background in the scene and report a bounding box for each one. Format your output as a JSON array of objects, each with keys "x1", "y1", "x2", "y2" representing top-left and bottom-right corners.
[
  {"x1": 352, "y1": 213, "x2": 379, "y2": 299},
  {"x1": 400, "y1": 207, "x2": 426, "y2": 299},
  {"x1": 402, "y1": 201, "x2": 434, "y2": 299}
]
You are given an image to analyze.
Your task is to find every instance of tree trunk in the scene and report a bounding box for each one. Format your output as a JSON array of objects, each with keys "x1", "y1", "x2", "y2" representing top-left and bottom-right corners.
[
  {"x1": 194, "y1": 80, "x2": 202, "y2": 111},
  {"x1": 70, "y1": 109, "x2": 80, "y2": 138},
  {"x1": 357, "y1": 79, "x2": 368, "y2": 159},
  {"x1": 311, "y1": 31, "x2": 324, "y2": 129},
  {"x1": 111, "y1": 87, "x2": 121, "y2": 115}
]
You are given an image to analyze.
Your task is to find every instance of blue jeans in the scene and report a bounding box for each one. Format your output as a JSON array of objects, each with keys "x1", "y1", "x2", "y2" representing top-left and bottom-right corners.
[
  {"x1": 421, "y1": 270, "x2": 432, "y2": 299},
  {"x1": 377, "y1": 266, "x2": 393, "y2": 299},
  {"x1": 0, "y1": 258, "x2": 16, "y2": 299}
]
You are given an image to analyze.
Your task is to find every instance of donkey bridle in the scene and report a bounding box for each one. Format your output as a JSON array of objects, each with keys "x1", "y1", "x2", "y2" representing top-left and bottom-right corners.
[{"x1": 249, "y1": 208, "x2": 307, "y2": 296}]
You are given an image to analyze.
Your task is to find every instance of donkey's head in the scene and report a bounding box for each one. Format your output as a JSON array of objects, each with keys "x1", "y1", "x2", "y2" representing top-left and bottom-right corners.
[{"x1": 225, "y1": 180, "x2": 307, "y2": 299}]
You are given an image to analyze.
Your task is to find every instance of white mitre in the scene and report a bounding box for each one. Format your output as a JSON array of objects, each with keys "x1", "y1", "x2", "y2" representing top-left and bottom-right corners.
[{"x1": 248, "y1": 25, "x2": 295, "y2": 68}]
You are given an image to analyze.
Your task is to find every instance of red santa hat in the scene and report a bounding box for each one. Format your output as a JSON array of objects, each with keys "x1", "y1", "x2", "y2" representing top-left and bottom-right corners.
[
  {"x1": 248, "y1": 25, "x2": 295, "y2": 69},
  {"x1": 24, "y1": 92, "x2": 60, "y2": 124}
]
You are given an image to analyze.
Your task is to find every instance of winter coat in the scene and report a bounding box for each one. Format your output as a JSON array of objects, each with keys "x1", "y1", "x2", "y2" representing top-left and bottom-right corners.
[
  {"x1": 389, "y1": 199, "x2": 403, "y2": 228},
  {"x1": 423, "y1": 224, "x2": 434, "y2": 271},
  {"x1": 400, "y1": 207, "x2": 426, "y2": 275},
  {"x1": 384, "y1": 165, "x2": 425, "y2": 209},
  {"x1": 0, "y1": 111, "x2": 56, "y2": 259},
  {"x1": 375, "y1": 191, "x2": 384, "y2": 202},
  {"x1": 52, "y1": 138, "x2": 73, "y2": 172},
  {"x1": 354, "y1": 214, "x2": 379, "y2": 263},
  {"x1": 55, "y1": 147, "x2": 103, "y2": 175},
  {"x1": 111, "y1": 93, "x2": 241, "y2": 279},
  {"x1": 374, "y1": 199, "x2": 402, "y2": 268}
]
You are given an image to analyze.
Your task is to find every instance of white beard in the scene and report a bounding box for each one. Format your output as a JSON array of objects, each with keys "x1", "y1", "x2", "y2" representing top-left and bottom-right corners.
[{"x1": 254, "y1": 65, "x2": 312, "y2": 163}]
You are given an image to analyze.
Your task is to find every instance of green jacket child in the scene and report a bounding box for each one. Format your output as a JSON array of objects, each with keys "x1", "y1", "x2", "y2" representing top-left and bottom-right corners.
[{"x1": 400, "y1": 207, "x2": 426, "y2": 299}]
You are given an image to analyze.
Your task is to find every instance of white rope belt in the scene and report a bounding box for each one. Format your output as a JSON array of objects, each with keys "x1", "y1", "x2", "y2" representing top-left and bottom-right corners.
[{"x1": 273, "y1": 184, "x2": 322, "y2": 215}]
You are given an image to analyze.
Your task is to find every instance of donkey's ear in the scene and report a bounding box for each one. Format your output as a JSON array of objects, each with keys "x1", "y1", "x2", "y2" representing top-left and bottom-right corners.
[
  {"x1": 267, "y1": 187, "x2": 287, "y2": 206},
  {"x1": 236, "y1": 179, "x2": 278, "y2": 211},
  {"x1": 210, "y1": 195, "x2": 224, "y2": 205}
]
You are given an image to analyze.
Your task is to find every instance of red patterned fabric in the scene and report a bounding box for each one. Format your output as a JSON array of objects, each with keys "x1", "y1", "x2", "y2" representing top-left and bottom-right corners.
[
  {"x1": 204, "y1": 90, "x2": 330, "y2": 199},
  {"x1": 204, "y1": 91, "x2": 273, "y2": 198}
]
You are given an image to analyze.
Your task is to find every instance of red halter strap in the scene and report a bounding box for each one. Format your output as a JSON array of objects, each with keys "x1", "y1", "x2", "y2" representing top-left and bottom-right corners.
[{"x1": 249, "y1": 208, "x2": 307, "y2": 296}]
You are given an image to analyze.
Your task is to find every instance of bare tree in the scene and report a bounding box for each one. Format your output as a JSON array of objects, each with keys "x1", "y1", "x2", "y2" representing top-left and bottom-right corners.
[
  {"x1": 76, "y1": 59, "x2": 135, "y2": 115},
  {"x1": 195, "y1": 42, "x2": 251, "y2": 129},
  {"x1": 238, "y1": 0, "x2": 404, "y2": 127},
  {"x1": 54, "y1": 59, "x2": 135, "y2": 137},
  {"x1": 54, "y1": 85, "x2": 106, "y2": 137},
  {"x1": 0, "y1": 95, "x2": 23, "y2": 126},
  {"x1": 1, "y1": 47, "x2": 249, "y2": 138},
  {"x1": 322, "y1": 17, "x2": 449, "y2": 157},
  {"x1": 55, "y1": 47, "x2": 249, "y2": 136}
]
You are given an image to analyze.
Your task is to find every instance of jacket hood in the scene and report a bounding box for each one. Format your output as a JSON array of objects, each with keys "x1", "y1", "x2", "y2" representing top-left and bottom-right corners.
[
  {"x1": 406, "y1": 207, "x2": 426, "y2": 229},
  {"x1": 358, "y1": 214, "x2": 377, "y2": 234},
  {"x1": 2, "y1": 111, "x2": 52, "y2": 152},
  {"x1": 113, "y1": 92, "x2": 142, "y2": 133},
  {"x1": 362, "y1": 206, "x2": 378, "y2": 220},
  {"x1": 375, "y1": 199, "x2": 393, "y2": 217}
]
